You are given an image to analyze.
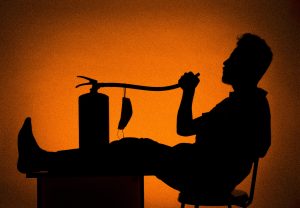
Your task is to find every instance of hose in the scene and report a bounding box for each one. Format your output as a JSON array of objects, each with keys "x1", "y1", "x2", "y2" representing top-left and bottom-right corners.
[
  {"x1": 76, "y1": 73, "x2": 199, "y2": 92},
  {"x1": 96, "y1": 82, "x2": 179, "y2": 91}
]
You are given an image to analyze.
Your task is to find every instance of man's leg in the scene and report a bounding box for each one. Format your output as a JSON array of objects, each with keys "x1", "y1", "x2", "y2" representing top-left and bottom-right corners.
[
  {"x1": 17, "y1": 117, "x2": 54, "y2": 173},
  {"x1": 109, "y1": 137, "x2": 173, "y2": 174},
  {"x1": 51, "y1": 138, "x2": 173, "y2": 174},
  {"x1": 18, "y1": 117, "x2": 87, "y2": 173},
  {"x1": 17, "y1": 118, "x2": 173, "y2": 174}
]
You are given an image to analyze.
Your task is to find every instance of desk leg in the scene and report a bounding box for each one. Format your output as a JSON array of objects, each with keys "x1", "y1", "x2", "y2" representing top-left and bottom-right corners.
[
  {"x1": 37, "y1": 178, "x2": 41, "y2": 208},
  {"x1": 141, "y1": 176, "x2": 144, "y2": 208}
]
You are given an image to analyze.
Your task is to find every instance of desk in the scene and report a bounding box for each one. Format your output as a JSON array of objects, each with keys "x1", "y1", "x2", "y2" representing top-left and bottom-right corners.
[{"x1": 27, "y1": 172, "x2": 144, "y2": 208}]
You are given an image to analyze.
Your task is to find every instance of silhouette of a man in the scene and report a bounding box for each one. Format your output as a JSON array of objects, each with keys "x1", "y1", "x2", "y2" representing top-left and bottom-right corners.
[{"x1": 18, "y1": 33, "x2": 272, "y2": 196}]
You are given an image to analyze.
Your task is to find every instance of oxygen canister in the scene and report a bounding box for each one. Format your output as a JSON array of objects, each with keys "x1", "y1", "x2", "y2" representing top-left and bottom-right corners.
[
  {"x1": 79, "y1": 91, "x2": 109, "y2": 151},
  {"x1": 76, "y1": 73, "x2": 200, "y2": 151}
]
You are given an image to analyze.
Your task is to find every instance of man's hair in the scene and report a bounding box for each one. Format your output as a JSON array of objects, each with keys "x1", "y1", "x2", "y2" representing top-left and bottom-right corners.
[{"x1": 237, "y1": 33, "x2": 273, "y2": 83}]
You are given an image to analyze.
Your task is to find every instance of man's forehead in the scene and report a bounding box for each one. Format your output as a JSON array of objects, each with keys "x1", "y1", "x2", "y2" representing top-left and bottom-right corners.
[{"x1": 230, "y1": 46, "x2": 247, "y2": 57}]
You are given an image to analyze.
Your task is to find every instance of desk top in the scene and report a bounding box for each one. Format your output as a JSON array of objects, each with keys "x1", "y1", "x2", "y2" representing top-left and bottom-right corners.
[{"x1": 26, "y1": 166, "x2": 153, "y2": 178}]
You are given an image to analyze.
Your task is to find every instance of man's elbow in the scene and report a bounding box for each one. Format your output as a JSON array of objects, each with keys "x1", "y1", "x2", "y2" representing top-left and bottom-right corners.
[{"x1": 177, "y1": 127, "x2": 194, "y2": 136}]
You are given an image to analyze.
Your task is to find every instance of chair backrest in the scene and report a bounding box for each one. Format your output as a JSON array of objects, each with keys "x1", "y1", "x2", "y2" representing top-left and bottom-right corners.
[{"x1": 246, "y1": 158, "x2": 259, "y2": 206}]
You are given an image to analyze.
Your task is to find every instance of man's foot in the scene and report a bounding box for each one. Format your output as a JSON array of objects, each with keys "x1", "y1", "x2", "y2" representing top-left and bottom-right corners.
[{"x1": 17, "y1": 117, "x2": 47, "y2": 173}]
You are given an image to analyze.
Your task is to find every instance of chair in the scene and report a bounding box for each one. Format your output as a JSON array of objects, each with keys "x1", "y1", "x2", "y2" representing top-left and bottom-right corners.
[{"x1": 178, "y1": 158, "x2": 259, "y2": 208}]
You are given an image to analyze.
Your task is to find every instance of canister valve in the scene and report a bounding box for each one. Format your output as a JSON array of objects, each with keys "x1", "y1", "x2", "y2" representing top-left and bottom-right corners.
[{"x1": 76, "y1": 76, "x2": 99, "y2": 93}]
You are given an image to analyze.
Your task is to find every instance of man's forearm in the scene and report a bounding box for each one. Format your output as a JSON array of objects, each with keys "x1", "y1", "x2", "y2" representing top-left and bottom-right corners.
[{"x1": 177, "y1": 89, "x2": 196, "y2": 136}]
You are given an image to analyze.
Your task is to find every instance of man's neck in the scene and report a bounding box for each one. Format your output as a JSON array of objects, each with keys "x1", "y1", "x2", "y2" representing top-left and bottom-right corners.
[{"x1": 232, "y1": 83, "x2": 258, "y2": 93}]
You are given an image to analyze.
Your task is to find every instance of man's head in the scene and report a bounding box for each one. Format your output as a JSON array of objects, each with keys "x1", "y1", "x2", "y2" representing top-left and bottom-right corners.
[{"x1": 222, "y1": 33, "x2": 273, "y2": 87}]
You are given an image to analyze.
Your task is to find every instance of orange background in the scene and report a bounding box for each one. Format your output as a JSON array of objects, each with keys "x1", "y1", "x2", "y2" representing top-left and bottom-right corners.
[{"x1": 0, "y1": 0, "x2": 299, "y2": 207}]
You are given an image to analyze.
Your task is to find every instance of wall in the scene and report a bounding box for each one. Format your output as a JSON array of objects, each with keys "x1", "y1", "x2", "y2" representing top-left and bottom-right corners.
[{"x1": 0, "y1": 0, "x2": 299, "y2": 207}]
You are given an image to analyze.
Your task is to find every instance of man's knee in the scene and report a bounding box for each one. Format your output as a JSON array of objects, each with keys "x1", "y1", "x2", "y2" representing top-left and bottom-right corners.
[
  {"x1": 111, "y1": 137, "x2": 157, "y2": 145},
  {"x1": 110, "y1": 137, "x2": 139, "y2": 145}
]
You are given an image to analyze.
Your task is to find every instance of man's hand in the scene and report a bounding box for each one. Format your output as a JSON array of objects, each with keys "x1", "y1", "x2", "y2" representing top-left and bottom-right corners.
[{"x1": 178, "y1": 72, "x2": 200, "y2": 90}]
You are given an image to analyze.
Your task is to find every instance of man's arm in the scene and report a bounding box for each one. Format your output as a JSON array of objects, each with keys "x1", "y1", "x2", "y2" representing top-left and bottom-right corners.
[{"x1": 177, "y1": 72, "x2": 200, "y2": 136}]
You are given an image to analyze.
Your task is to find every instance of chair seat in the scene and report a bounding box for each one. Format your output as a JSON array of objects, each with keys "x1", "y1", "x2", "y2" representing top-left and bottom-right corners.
[
  {"x1": 178, "y1": 189, "x2": 249, "y2": 206},
  {"x1": 230, "y1": 189, "x2": 249, "y2": 206},
  {"x1": 178, "y1": 159, "x2": 258, "y2": 207}
]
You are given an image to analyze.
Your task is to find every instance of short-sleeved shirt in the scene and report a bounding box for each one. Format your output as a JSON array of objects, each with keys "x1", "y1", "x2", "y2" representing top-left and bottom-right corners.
[
  {"x1": 164, "y1": 88, "x2": 271, "y2": 192},
  {"x1": 158, "y1": 88, "x2": 271, "y2": 194},
  {"x1": 190, "y1": 88, "x2": 271, "y2": 191},
  {"x1": 194, "y1": 88, "x2": 271, "y2": 159}
]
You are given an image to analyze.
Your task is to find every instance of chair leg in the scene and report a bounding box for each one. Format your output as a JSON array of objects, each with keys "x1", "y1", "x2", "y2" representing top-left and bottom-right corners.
[
  {"x1": 227, "y1": 205, "x2": 232, "y2": 208},
  {"x1": 180, "y1": 203, "x2": 185, "y2": 208},
  {"x1": 195, "y1": 205, "x2": 199, "y2": 208}
]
